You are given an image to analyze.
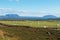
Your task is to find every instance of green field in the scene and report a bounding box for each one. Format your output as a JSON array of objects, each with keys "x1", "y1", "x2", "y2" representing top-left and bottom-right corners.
[
  {"x1": 0, "y1": 20, "x2": 59, "y2": 40},
  {"x1": 0, "y1": 21, "x2": 60, "y2": 28}
]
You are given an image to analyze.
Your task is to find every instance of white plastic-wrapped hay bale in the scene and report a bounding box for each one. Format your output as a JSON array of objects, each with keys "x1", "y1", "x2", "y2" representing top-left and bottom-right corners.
[
  {"x1": 57, "y1": 24, "x2": 59, "y2": 27},
  {"x1": 44, "y1": 26, "x2": 47, "y2": 28}
]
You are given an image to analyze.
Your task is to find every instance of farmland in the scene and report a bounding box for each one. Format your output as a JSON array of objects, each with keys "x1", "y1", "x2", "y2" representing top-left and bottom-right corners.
[
  {"x1": 0, "y1": 20, "x2": 59, "y2": 40},
  {"x1": 0, "y1": 20, "x2": 60, "y2": 28}
]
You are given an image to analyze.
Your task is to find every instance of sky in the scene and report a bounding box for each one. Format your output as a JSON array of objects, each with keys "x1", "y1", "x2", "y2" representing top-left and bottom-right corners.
[{"x1": 0, "y1": 0, "x2": 60, "y2": 17}]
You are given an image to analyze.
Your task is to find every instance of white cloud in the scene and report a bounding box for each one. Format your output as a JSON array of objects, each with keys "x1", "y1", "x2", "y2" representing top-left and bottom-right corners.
[
  {"x1": 8, "y1": 0, "x2": 20, "y2": 2},
  {"x1": 9, "y1": 0, "x2": 13, "y2": 2},
  {"x1": 16, "y1": 0, "x2": 19, "y2": 2},
  {"x1": 0, "y1": 8, "x2": 60, "y2": 17}
]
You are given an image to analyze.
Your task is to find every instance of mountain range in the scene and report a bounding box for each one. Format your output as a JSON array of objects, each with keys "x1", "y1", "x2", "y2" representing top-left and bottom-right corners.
[{"x1": 0, "y1": 14, "x2": 59, "y2": 20}]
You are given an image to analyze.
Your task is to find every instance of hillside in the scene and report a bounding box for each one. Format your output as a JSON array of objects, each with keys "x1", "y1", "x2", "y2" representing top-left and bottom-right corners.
[{"x1": 0, "y1": 23, "x2": 58, "y2": 40}]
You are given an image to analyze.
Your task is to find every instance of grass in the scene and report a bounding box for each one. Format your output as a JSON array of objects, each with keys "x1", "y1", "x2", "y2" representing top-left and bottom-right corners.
[
  {"x1": 0, "y1": 20, "x2": 60, "y2": 28},
  {"x1": 0, "y1": 20, "x2": 59, "y2": 40},
  {"x1": 0, "y1": 27, "x2": 58, "y2": 40}
]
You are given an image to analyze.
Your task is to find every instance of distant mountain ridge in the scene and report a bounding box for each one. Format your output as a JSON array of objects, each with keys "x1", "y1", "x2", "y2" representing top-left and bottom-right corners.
[
  {"x1": 0, "y1": 14, "x2": 59, "y2": 20},
  {"x1": 43, "y1": 15, "x2": 57, "y2": 18}
]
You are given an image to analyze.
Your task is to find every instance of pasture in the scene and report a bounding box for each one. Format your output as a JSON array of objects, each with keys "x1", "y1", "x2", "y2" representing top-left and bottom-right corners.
[
  {"x1": 0, "y1": 25, "x2": 58, "y2": 40},
  {"x1": 0, "y1": 20, "x2": 59, "y2": 40},
  {"x1": 0, "y1": 20, "x2": 60, "y2": 28}
]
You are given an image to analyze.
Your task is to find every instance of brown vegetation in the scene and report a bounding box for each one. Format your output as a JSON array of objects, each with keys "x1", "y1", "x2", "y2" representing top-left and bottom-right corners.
[{"x1": 0, "y1": 23, "x2": 58, "y2": 40}]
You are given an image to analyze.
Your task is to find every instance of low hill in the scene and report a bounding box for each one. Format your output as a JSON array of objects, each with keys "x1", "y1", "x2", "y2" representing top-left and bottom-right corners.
[{"x1": 43, "y1": 15, "x2": 57, "y2": 19}]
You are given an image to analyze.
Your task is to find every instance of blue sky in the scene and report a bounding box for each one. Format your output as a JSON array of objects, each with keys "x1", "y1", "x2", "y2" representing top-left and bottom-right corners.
[{"x1": 0, "y1": 0, "x2": 60, "y2": 17}]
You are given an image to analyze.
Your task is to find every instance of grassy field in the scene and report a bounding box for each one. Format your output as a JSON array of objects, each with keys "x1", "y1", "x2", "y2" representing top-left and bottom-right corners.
[
  {"x1": 0, "y1": 20, "x2": 59, "y2": 40},
  {"x1": 0, "y1": 20, "x2": 60, "y2": 28},
  {"x1": 0, "y1": 26, "x2": 58, "y2": 40}
]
